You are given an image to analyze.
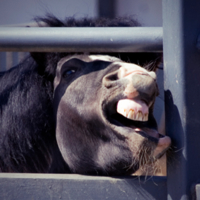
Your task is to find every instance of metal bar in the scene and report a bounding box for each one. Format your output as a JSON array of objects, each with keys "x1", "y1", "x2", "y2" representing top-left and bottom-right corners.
[
  {"x1": 98, "y1": 0, "x2": 116, "y2": 18},
  {"x1": 0, "y1": 52, "x2": 6, "y2": 71},
  {"x1": 0, "y1": 173, "x2": 167, "y2": 200},
  {"x1": 163, "y1": 0, "x2": 200, "y2": 199},
  {"x1": 0, "y1": 27, "x2": 162, "y2": 52}
]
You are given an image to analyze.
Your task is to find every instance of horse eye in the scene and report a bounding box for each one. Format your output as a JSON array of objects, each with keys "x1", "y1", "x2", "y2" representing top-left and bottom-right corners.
[{"x1": 63, "y1": 68, "x2": 77, "y2": 78}]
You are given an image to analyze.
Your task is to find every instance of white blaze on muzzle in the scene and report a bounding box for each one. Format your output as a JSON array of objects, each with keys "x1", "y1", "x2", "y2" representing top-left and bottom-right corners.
[
  {"x1": 116, "y1": 63, "x2": 157, "y2": 122},
  {"x1": 117, "y1": 99, "x2": 149, "y2": 121},
  {"x1": 118, "y1": 62, "x2": 157, "y2": 80}
]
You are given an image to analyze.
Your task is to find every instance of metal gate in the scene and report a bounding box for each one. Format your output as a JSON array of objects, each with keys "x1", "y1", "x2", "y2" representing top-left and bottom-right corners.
[{"x1": 0, "y1": 0, "x2": 200, "y2": 199}]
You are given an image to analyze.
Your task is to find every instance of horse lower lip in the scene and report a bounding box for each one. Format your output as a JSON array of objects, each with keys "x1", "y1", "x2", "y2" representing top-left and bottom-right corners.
[{"x1": 134, "y1": 127, "x2": 160, "y2": 139}]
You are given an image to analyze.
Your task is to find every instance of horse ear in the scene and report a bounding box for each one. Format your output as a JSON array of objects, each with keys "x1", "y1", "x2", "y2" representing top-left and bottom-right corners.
[
  {"x1": 30, "y1": 52, "x2": 49, "y2": 76},
  {"x1": 30, "y1": 52, "x2": 46, "y2": 66},
  {"x1": 30, "y1": 52, "x2": 57, "y2": 79}
]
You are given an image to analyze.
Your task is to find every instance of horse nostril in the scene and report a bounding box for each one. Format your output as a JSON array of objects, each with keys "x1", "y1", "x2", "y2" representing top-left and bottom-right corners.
[
  {"x1": 106, "y1": 73, "x2": 118, "y2": 81},
  {"x1": 103, "y1": 71, "x2": 119, "y2": 88}
]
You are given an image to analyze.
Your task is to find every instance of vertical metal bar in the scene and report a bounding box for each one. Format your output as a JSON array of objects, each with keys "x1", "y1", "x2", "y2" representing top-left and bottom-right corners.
[
  {"x1": 6, "y1": 52, "x2": 13, "y2": 70},
  {"x1": 163, "y1": 0, "x2": 200, "y2": 199},
  {"x1": 0, "y1": 52, "x2": 6, "y2": 71},
  {"x1": 12, "y1": 52, "x2": 18, "y2": 68},
  {"x1": 98, "y1": 0, "x2": 116, "y2": 18}
]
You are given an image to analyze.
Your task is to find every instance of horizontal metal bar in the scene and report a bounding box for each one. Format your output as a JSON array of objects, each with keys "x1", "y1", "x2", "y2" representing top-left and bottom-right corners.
[
  {"x1": 0, "y1": 27, "x2": 163, "y2": 52},
  {"x1": 0, "y1": 173, "x2": 167, "y2": 200}
]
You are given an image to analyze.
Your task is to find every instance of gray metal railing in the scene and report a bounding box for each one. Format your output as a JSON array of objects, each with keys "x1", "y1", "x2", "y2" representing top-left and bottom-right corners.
[{"x1": 0, "y1": 27, "x2": 162, "y2": 52}]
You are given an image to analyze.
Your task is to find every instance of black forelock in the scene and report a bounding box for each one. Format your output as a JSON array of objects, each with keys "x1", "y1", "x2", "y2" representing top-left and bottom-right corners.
[
  {"x1": 34, "y1": 14, "x2": 141, "y2": 28},
  {"x1": 32, "y1": 14, "x2": 161, "y2": 78}
]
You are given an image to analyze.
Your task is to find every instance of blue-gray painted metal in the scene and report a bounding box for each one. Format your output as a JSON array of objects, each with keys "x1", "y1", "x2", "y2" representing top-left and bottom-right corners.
[
  {"x1": 98, "y1": 0, "x2": 116, "y2": 18},
  {"x1": 0, "y1": 173, "x2": 167, "y2": 200},
  {"x1": 196, "y1": 35, "x2": 200, "y2": 50},
  {"x1": 0, "y1": 27, "x2": 162, "y2": 52},
  {"x1": 0, "y1": 52, "x2": 6, "y2": 71},
  {"x1": 163, "y1": 0, "x2": 200, "y2": 199},
  {"x1": 195, "y1": 184, "x2": 200, "y2": 200}
]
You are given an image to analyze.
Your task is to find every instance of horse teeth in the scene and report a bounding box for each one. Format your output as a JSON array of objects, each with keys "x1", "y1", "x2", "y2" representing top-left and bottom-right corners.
[
  {"x1": 117, "y1": 106, "x2": 148, "y2": 122},
  {"x1": 127, "y1": 109, "x2": 134, "y2": 119},
  {"x1": 137, "y1": 111, "x2": 143, "y2": 121},
  {"x1": 144, "y1": 113, "x2": 148, "y2": 121},
  {"x1": 127, "y1": 110, "x2": 148, "y2": 122}
]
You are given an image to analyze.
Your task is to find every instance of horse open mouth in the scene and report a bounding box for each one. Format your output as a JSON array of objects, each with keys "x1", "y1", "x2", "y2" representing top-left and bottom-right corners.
[
  {"x1": 107, "y1": 98, "x2": 157, "y2": 137},
  {"x1": 105, "y1": 98, "x2": 171, "y2": 159}
]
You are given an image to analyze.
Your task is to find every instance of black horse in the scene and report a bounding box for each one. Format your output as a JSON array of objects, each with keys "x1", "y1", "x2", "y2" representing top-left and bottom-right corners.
[{"x1": 0, "y1": 15, "x2": 170, "y2": 175}]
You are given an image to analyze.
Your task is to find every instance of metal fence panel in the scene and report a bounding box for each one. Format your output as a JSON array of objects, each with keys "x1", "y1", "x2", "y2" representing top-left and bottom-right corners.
[{"x1": 163, "y1": 0, "x2": 200, "y2": 199}]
